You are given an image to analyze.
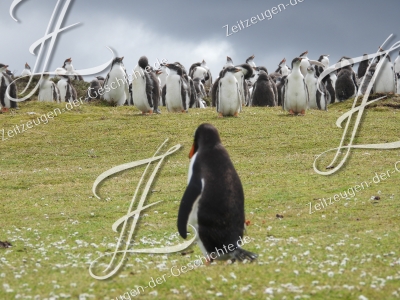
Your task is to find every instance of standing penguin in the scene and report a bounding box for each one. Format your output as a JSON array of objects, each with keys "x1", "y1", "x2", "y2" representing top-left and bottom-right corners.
[
  {"x1": 178, "y1": 123, "x2": 257, "y2": 263},
  {"x1": 305, "y1": 66, "x2": 328, "y2": 110},
  {"x1": 234, "y1": 63, "x2": 253, "y2": 107},
  {"x1": 250, "y1": 71, "x2": 276, "y2": 107},
  {"x1": 21, "y1": 63, "x2": 32, "y2": 77},
  {"x1": 282, "y1": 58, "x2": 309, "y2": 115},
  {"x1": 192, "y1": 77, "x2": 207, "y2": 108},
  {"x1": 275, "y1": 58, "x2": 291, "y2": 77},
  {"x1": 395, "y1": 51, "x2": 400, "y2": 94},
  {"x1": 103, "y1": 57, "x2": 130, "y2": 106},
  {"x1": 38, "y1": 73, "x2": 60, "y2": 102},
  {"x1": 0, "y1": 64, "x2": 18, "y2": 111},
  {"x1": 373, "y1": 48, "x2": 395, "y2": 93},
  {"x1": 86, "y1": 76, "x2": 104, "y2": 101},
  {"x1": 57, "y1": 75, "x2": 77, "y2": 103},
  {"x1": 131, "y1": 56, "x2": 160, "y2": 114},
  {"x1": 163, "y1": 63, "x2": 190, "y2": 112},
  {"x1": 335, "y1": 57, "x2": 358, "y2": 102},
  {"x1": 216, "y1": 67, "x2": 242, "y2": 117},
  {"x1": 315, "y1": 55, "x2": 330, "y2": 77}
]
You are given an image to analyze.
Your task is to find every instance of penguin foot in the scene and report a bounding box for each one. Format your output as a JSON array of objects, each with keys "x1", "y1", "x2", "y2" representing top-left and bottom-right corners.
[
  {"x1": 149, "y1": 109, "x2": 153, "y2": 115},
  {"x1": 218, "y1": 113, "x2": 223, "y2": 118},
  {"x1": 1, "y1": 107, "x2": 9, "y2": 113},
  {"x1": 289, "y1": 109, "x2": 295, "y2": 115},
  {"x1": 233, "y1": 112, "x2": 239, "y2": 117},
  {"x1": 231, "y1": 248, "x2": 258, "y2": 262},
  {"x1": 300, "y1": 110, "x2": 306, "y2": 116}
]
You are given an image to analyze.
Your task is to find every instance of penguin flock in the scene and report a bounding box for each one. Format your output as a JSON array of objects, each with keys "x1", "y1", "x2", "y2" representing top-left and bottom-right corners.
[{"x1": 1, "y1": 49, "x2": 400, "y2": 115}]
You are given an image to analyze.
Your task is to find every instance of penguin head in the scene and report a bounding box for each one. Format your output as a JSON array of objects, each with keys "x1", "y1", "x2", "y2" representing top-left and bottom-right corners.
[
  {"x1": 165, "y1": 63, "x2": 183, "y2": 76},
  {"x1": 0, "y1": 64, "x2": 8, "y2": 72},
  {"x1": 189, "y1": 123, "x2": 221, "y2": 158},
  {"x1": 291, "y1": 57, "x2": 303, "y2": 69},
  {"x1": 279, "y1": 58, "x2": 286, "y2": 66},
  {"x1": 138, "y1": 56, "x2": 149, "y2": 69},
  {"x1": 307, "y1": 66, "x2": 315, "y2": 74},
  {"x1": 155, "y1": 69, "x2": 163, "y2": 76},
  {"x1": 221, "y1": 66, "x2": 241, "y2": 78},
  {"x1": 246, "y1": 54, "x2": 255, "y2": 64},
  {"x1": 25, "y1": 62, "x2": 31, "y2": 69},
  {"x1": 111, "y1": 57, "x2": 124, "y2": 69}
]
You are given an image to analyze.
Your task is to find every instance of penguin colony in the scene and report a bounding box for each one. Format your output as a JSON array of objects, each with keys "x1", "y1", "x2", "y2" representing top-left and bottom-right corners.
[{"x1": 2, "y1": 49, "x2": 399, "y2": 114}]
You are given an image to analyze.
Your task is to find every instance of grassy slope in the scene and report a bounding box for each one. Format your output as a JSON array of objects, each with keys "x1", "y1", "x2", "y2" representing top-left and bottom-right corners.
[{"x1": 0, "y1": 84, "x2": 400, "y2": 299}]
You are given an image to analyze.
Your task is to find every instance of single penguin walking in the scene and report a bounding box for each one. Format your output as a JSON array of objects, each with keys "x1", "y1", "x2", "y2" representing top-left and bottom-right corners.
[
  {"x1": 103, "y1": 57, "x2": 130, "y2": 106},
  {"x1": 131, "y1": 56, "x2": 160, "y2": 114},
  {"x1": 216, "y1": 67, "x2": 242, "y2": 117},
  {"x1": 38, "y1": 73, "x2": 60, "y2": 102},
  {"x1": 21, "y1": 63, "x2": 32, "y2": 77},
  {"x1": 57, "y1": 75, "x2": 77, "y2": 103},
  {"x1": 250, "y1": 70, "x2": 276, "y2": 107},
  {"x1": 178, "y1": 123, "x2": 257, "y2": 263},
  {"x1": 0, "y1": 64, "x2": 18, "y2": 111}
]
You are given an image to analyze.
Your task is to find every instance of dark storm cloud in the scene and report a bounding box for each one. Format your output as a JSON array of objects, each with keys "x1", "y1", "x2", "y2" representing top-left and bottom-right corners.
[{"x1": 1, "y1": 0, "x2": 399, "y2": 80}]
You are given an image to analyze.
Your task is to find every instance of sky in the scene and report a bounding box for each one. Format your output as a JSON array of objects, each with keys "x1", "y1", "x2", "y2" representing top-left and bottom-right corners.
[{"x1": 1, "y1": 0, "x2": 400, "y2": 80}]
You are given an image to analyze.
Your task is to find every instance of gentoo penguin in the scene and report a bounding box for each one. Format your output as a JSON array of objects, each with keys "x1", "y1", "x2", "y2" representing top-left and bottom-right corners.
[
  {"x1": 234, "y1": 63, "x2": 253, "y2": 107},
  {"x1": 282, "y1": 57, "x2": 309, "y2": 115},
  {"x1": 162, "y1": 63, "x2": 190, "y2": 112},
  {"x1": 305, "y1": 66, "x2": 328, "y2": 110},
  {"x1": 276, "y1": 75, "x2": 287, "y2": 106},
  {"x1": 246, "y1": 55, "x2": 256, "y2": 68},
  {"x1": 395, "y1": 51, "x2": 400, "y2": 94},
  {"x1": 200, "y1": 60, "x2": 213, "y2": 94},
  {"x1": 250, "y1": 70, "x2": 276, "y2": 107},
  {"x1": 192, "y1": 77, "x2": 207, "y2": 108},
  {"x1": 178, "y1": 123, "x2": 257, "y2": 263},
  {"x1": 38, "y1": 73, "x2": 60, "y2": 102},
  {"x1": 224, "y1": 56, "x2": 234, "y2": 69},
  {"x1": 249, "y1": 66, "x2": 268, "y2": 85},
  {"x1": 359, "y1": 65, "x2": 375, "y2": 95},
  {"x1": 21, "y1": 63, "x2": 32, "y2": 77},
  {"x1": 315, "y1": 55, "x2": 329, "y2": 77},
  {"x1": 55, "y1": 58, "x2": 83, "y2": 80},
  {"x1": 57, "y1": 75, "x2": 77, "y2": 103},
  {"x1": 275, "y1": 58, "x2": 291, "y2": 77},
  {"x1": 103, "y1": 57, "x2": 130, "y2": 106},
  {"x1": 131, "y1": 56, "x2": 160, "y2": 114},
  {"x1": 335, "y1": 57, "x2": 358, "y2": 102},
  {"x1": 357, "y1": 54, "x2": 370, "y2": 79},
  {"x1": 0, "y1": 64, "x2": 18, "y2": 111},
  {"x1": 158, "y1": 64, "x2": 169, "y2": 100},
  {"x1": 299, "y1": 51, "x2": 310, "y2": 77},
  {"x1": 323, "y1": 73, "x2": 335, "y2": 104},
  {"x1": 373, "y1": 48, "x2": 395, "y2": 93},
  {"x1": 216, "y1": 67, "x2": 241, "y2": 117},
  {"x1": 86, "y1": 76, "x2": 104, "y2": 101}
]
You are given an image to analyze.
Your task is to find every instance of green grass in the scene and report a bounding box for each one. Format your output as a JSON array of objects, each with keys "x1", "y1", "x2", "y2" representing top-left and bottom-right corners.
[{"x1": 0, "y1": 88, "x2": 400, "y2": 299}]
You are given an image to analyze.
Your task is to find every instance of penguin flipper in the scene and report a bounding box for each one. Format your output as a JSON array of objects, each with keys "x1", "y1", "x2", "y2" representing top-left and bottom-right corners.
[
  {"x1": 177, "y1": 173, "x2": 202, "y2": 239},
  {"x1": 162, "y1": 85, "x2": 166, "y2": 106}
]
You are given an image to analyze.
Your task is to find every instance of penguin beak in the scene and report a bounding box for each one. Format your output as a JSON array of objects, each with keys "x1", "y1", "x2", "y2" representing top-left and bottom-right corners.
[
  {"x1": 189, "y1": 144, "x2": 195, "y2": 159},
  {"x1": 234, "y1": 68, "x2": 241, "y2": 73},
  {"x1": 5, "y1": 65, "x2": 9, "y2": 68}
]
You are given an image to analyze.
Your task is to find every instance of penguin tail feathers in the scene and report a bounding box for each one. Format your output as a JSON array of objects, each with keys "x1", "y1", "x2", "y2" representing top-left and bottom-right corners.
[{"x1": 231, "y1": 248, "x2": 258, "y2": 262}]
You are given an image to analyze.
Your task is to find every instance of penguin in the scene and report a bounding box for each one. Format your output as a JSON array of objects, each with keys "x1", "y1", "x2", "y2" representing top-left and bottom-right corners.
[
  {"x1": 21, "y1": 63, "x2": 32, "y2": 77},
  {"x1": 224, "y1": 56, "x2": 234, "y2": 69},
  {"x1": 249, "y1": 66, "x2": 268, "y2": 85},
  {"x1": 357, "y1": 54, "x2": 370, "y2": 79},
  {"x1": 0, "y1": 64, "x2": 18, "y2": 111},
  {"x1": 86, "y1": 76, "x2": 104, "y2": 101},
  {"x1": 315, "y1": 55, "x2": 329, "y2": 77},
  {"x1": 192, "y1": 77, "x2": 207, "y2": 108},
  {"x1": 211, "y1": 70, "x2": 223, "y2": 107},
  {"x1": 359, "y1": 65, "x2": 375, "y2": 96},
  {"x1": 275, "y1": 58, "x2": 291, "y2": 77},
  {"x1": 234, "y1": 63, "x2": 253, "y2": 107},
  {"x1": 216, "y1": 67, "x2": 242, "y2": 117},
  {"x1": 276, "y1": 75, "x2": 287, "y2": 106},
  {"x1": 38, "y1": 73, "x2": 60, "y2": 102},
  {"x1": 162, "y1": 63, "x2": 190, "y2": 112},
  {"x1": 299, "y1": 51, "x2": 310, "y2": 77},
  {"x1": 57, "y1": 75, "x2": 77, "y2": 103},
  {"x1": 282, "y1": 57, "x2": 309, "y2": 115},
  {"x1": 178, "y1": 123, "x2": 257, "y2": 263},
  {"x1": 335, "y1": 57, "x2": 358, "y2": 102},
  {"x1": 200, "y1": 60, "x2": 213, "y2": 94},
  {"x1": 189, "y1": 64, "x2": 209, "y2": 83},
  {"x1": 55, "y1": 58, "x2": 83, "y2": 80},
  {"x1": 245, "y1": 55, "x2": 256, "y2": 68},
  {"x1": 131, "y1": 56, "x2": 160, "y2": 114},
  {"x1": 103, "y1": 57, "x2": 130, "y2": 106},
  {"x1": 305, "y1": 66, "x2": 328, "y2": 110},
  {"x1": 395, "y1": 51, "x2": 400, "y2": 94},
  {"x1": 374, "y1": 48, "x2": 395, "y2": 93},
  {"x1": 250, "y1": 70, "x2": 276, "y2": 107},
  {"x1": 323, "y1": 73, "x2": 335, "y2": 104}
]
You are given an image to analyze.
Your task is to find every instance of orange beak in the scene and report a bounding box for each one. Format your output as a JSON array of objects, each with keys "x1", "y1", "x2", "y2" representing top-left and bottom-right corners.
[{"x1": 189, "y1": 144, "x2": 195, "y2": 159}]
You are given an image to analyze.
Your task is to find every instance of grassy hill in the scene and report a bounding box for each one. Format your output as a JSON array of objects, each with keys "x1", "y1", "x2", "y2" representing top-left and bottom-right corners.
[{"x1": 0, "y1": 82, "x2": 399, "y2": 299}]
